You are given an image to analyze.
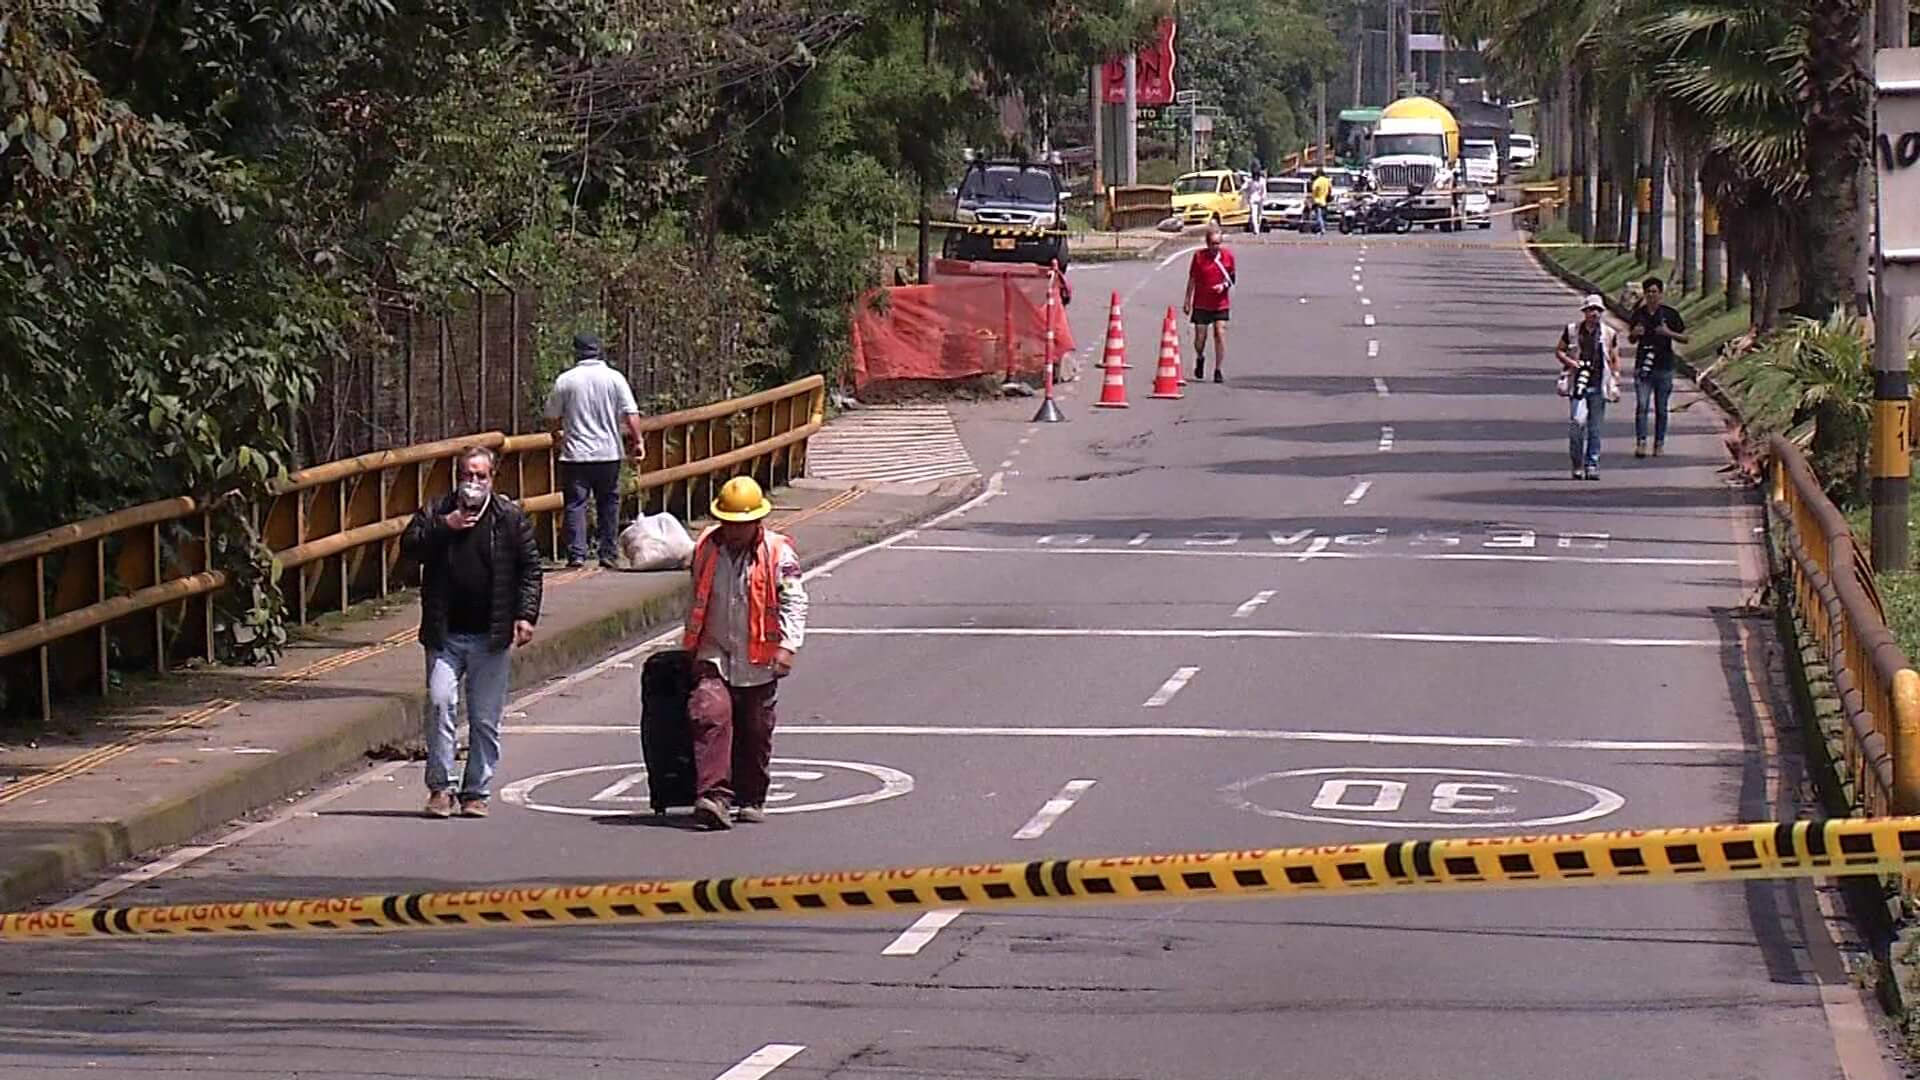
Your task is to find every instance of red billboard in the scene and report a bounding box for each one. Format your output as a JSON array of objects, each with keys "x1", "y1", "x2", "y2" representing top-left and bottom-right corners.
[{"x1": 1102, "y1": 19, "x2": 1177, "y2": 107}]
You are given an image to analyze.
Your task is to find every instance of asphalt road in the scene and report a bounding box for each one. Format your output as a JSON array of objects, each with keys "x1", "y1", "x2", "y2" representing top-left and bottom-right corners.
[{"x1": 0, "y1": 219, "x2": 1892, "y2": 1080}]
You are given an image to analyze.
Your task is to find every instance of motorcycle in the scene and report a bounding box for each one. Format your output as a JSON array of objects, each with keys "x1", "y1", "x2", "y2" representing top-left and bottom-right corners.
[{"x1": 1340, "y1": 193, "x2": 1415, "y2": 235}]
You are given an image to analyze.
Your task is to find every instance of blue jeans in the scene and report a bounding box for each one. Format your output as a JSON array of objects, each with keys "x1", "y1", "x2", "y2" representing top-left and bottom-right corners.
[
  {"x1": 1311, "y1": 205, "x2": 1327, "y2": 234},
  {"x1": 1569, "y1": 390, "x2": 1607, "y2": 470},
  {"x1": 425, "y1": 632, "x2": 511, "y2": 799},
  {"x1": 1635, "y1": 369, "x2": 1674, "y2": 446},
  {"x1": 562, "y1": 460, "x2": 621, "y2": 563}
]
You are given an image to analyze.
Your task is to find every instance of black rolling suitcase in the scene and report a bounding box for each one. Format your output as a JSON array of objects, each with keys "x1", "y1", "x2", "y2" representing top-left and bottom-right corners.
[{"x1": 639, "y1": 649, "x2": 698, "y2": 813}]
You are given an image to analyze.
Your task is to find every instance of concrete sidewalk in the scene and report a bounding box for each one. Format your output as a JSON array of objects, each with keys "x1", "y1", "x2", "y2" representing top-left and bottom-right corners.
[{"x1": 0, "y1": 476, "x2": 977, "y2": 911}]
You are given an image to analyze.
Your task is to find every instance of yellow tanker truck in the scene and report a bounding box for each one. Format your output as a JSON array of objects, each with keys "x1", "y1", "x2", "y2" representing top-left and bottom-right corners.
[{"x1": 1369, "y1": 96, "x2": 1465, "y2": 232}]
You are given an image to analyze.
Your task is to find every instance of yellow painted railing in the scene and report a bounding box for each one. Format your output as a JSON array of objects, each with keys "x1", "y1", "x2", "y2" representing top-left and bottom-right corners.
[
  {"x1": 0, "y1": 376, "x2": 826, "y2": 720},
  {"x1": 1768, "y1": 435, "x2": 1920, "y2": 816}
]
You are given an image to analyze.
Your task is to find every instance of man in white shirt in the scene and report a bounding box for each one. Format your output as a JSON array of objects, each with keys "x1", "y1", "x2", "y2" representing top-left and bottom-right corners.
[
  {"x1": 544, "y1": 333, "x2": 644, "y2": 568},
  {"x1": 1241, "y1": 169, "x2": 1264, "y2": 234}
]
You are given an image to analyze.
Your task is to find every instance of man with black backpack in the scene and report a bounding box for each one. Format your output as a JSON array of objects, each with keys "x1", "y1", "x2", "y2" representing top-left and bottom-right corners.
[{"x1": 1628, "y1": 276, "x2": 1690, "y2": 458}]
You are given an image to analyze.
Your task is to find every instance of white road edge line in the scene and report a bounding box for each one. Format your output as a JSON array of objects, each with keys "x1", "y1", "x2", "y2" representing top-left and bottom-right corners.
[
  {"x1": 1344, "y1": 481, "x2": 1372, "y2": 506},
  {"x1": 56, "y1": 474, "x2": 1015, "y2": 910},
  {"x1": 808, "y1": 626, "x2": 1719, "y2": 648},
  {"x1": 1013, "y1": 779, "x2": 1098, "y2": 839},
  {"x1": 1142, "y1": 667, "x2": 1200, "y2": 707},
  {"x1": 1158, "y1": 244, "x2": 1201, "y2": 270},
  {"x1": 884, "y1": 543, "x2": 1738, "y2": 567},
  {"x1": 882, "y1": 909, "x2": 964, "y2": 957},
  {"x1": 501, "y1": 723, "x2": 1749, "y2": 754},
  {"x1": 60, "y1": 760, "x2": 409, "y2": 908},
  {"x1": 713, "y1": 1044, "x2": 807, "y2": 1080},
  {"x1": 1233, "y1": 590, "x2": 1277, "y2": 618}
]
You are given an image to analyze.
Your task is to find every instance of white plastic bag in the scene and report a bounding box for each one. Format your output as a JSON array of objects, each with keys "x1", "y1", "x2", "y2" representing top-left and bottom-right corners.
[{"x1": 618, "y1": 513, "x2": 695, "y2": 571}]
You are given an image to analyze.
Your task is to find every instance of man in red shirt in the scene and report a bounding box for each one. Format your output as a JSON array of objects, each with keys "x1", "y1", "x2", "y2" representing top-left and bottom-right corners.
[{"x1": 1183, "y1": 225, "x2": 1237, "y2": 384}]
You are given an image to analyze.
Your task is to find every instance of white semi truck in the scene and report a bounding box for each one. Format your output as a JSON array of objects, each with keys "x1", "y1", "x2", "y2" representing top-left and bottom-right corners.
[{"x1": 1367, "y1": 97, "x2": 1465, "y2": 232}]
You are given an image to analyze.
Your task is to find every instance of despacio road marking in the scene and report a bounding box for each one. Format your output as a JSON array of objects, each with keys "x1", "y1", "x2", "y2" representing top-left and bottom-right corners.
[
  {"x1": 1224, "y1": 766, "x2": 1626, "y2": 830},
  {"x1": 499, "y1": 758, "x2": 913, "y2": 818}
]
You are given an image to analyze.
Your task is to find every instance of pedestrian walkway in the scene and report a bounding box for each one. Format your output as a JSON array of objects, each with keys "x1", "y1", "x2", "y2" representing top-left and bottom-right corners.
[
  {"x1": 0, "y1": 476, "x2": 978, "y2": 911},
  {"x1": 805, "y1": 404, "x2": 980, "y2": 486}
]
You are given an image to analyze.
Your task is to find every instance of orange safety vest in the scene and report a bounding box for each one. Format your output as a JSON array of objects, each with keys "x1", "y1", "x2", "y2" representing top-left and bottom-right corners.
[{"x1": 683, "y1": 528, "x2": 794, "y2": 667}]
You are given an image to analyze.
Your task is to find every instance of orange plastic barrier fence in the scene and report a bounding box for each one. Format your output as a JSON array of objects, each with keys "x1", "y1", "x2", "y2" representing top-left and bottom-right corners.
[{"x1": 851, "y1": 263, "x2": 1073, "y2": 390}]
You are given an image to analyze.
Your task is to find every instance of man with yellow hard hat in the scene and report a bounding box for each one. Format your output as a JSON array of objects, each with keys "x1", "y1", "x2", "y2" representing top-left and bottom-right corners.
[{"x1": 681, "y1": 475, "x2": 809, "y2": 830}]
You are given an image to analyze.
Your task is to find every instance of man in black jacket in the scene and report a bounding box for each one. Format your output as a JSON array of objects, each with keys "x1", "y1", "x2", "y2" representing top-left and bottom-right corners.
[{"x1": 400, "y1": 446, "x2": 543, "y2": 819}]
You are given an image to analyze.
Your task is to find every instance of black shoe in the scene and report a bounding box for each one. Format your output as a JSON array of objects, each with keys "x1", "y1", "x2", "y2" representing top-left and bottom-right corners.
[
  {"x1": 1212, "y1": 370, "x2": 1224, "y2": 384},
  {"x1": 565, "y1": 558, "x2": 585, "y2": 570},
  {"x1": 1583, "y1": 470, "x2": 1600, "y2": 481},
  {"x1": 1193, "y1": 357, "x2": 1207, "y2": 380}
]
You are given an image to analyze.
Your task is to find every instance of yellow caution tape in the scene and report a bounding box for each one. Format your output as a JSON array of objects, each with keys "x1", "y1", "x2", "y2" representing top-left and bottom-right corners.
[{"x1": 4, "y1": 817, "x2": 1915, "y2": 942}]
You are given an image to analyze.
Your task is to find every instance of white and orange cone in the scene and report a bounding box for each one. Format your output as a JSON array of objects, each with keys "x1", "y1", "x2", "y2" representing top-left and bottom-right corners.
[
  {"x1": 1100, "y1": 291, "x2": 1129, "y2": 370},
  {"x1": 1150, "y1": 308, "x2": 1183, "y2": 400}
]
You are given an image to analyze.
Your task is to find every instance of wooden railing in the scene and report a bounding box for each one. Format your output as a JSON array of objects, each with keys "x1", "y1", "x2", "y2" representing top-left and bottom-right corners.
[{"x1": 0, "y1": 376, "x2": 826, "y2": 721}]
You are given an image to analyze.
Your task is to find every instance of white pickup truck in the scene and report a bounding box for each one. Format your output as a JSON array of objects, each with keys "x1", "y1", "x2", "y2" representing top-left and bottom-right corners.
[{"x1": 1462, "y1": 138, "x2": 1500, "y2": 194}]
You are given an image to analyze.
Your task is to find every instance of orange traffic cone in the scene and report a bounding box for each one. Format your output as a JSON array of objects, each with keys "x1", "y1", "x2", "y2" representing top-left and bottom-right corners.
[
  {"x1": 1093, "y1": 352, "x2": 1131, "y2": 408},
  {"x1": 1150, "y1": 309, "x2": 1183, "y2": 400},
  {"x1": 1100, "y1": 291, "x2": 1130, "y2": 370}
]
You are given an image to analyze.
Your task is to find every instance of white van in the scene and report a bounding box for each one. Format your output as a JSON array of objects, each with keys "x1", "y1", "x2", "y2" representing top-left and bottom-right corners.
[{"x1": 1509, "y1": 133, "x2": 1538, "y2": 169}]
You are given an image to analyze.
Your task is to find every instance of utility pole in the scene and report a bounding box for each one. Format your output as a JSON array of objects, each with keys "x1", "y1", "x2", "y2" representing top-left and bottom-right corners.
[
  {"x1": 1873, "y1": 0, "x2": 1913, "y2": 572},
  {"x1": 1123, "y1": 53, "x2": 1139, "y2": 186},
  {"x1": 917, "y1": 1, "x2": 936, "y2": 284},
  {"x1": 1317, "y1": 81, "x2": 1328, "y2": 162},
  {"x1": 1090, "y1": 66, "x2": 1105, "y2": 198}
]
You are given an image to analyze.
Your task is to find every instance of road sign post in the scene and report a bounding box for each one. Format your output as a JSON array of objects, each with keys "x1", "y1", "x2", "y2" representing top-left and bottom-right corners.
[{"x1": 1873, "y1": 47, "x2": 1920, "y2": 571}]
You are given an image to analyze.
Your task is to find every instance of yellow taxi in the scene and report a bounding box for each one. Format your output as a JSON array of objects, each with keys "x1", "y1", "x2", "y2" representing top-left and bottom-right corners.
[{"x1": 1172, "y1": 169, "x2": 1252, "y2": 228}]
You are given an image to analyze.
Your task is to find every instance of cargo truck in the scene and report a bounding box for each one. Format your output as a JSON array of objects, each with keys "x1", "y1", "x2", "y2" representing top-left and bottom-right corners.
[{"x1": 1368, "y1": 96, "x2": 1464, "y2": 232}]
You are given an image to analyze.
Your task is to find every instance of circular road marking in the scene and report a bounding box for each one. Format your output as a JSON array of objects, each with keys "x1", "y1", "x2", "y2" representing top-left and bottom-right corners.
[
  {"x1": 499, "y1": 757, "x2": 913, "y2": 817},
  {"x1": 1222, "y1": 766, "x2": 1625, "y2": 830}
]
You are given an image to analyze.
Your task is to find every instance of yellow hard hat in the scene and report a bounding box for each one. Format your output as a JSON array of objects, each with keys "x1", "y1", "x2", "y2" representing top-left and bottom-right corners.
[{"x1": 711, "y1": 476, "x2": 772, "y2": 522}]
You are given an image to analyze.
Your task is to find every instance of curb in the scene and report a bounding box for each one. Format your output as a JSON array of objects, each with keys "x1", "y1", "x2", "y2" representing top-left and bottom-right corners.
[{"x1": 0, "y1": 479, "x2": 984, "y2": 912}]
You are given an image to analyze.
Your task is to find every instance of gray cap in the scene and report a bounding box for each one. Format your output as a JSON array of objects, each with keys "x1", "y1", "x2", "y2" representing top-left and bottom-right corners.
[{"x1": 573, "y1": 333, "x2": 602, "y2": 361}]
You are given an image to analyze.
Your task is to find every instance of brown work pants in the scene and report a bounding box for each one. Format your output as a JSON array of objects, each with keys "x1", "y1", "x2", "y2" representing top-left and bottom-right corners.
[{"x1": 689, "y1": 665, "x2": 778, "y2": 808}]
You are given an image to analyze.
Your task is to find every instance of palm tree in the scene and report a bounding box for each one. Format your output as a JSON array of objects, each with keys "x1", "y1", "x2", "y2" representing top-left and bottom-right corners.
[
  {"x1": 1638, "y1": 0, "x2": 1803, "y2": 327},
  {"x1": 1797, "y1": 0, "x2": 1872, "y2": 318}
]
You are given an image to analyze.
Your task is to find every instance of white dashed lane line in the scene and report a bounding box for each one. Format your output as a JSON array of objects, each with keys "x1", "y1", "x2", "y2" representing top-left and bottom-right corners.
[
  {"x1": 1013, "y1": 779, "x2": 1099, "y2": 839},
  {"x1": 1345, "y1": 481, "x2": 1373, "y2": 506},
  {"x1": 882, "y1": 909, "x2": 964, "y2": 957},
  {"x1": 1142, "y1": 666, "x2": 1201, "y2": 707},
  {"x1": 713, "y1": 1044, "x2": 807, "y2": 1080},
  {"x1": 1379, "y1": 426, "x2": 1395, "y2": 452},
  {"x1": 1233, "y1": 590, "x2": 1277, "y2": 618}
]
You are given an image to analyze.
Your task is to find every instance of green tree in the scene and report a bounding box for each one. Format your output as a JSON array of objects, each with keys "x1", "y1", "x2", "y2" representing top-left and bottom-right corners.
[{"x1": 1178, "y1": 0, "x2": 1345, "y2": 168}]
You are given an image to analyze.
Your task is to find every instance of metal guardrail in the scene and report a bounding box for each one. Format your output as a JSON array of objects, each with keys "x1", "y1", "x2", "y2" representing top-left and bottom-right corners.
[
  {"x1": 1768, "y1": 435, "x2": 1920, "y2": 816},
  {"x1": 0, "y1": 376, "x2": 827, "y2": 721}
]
